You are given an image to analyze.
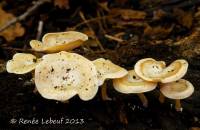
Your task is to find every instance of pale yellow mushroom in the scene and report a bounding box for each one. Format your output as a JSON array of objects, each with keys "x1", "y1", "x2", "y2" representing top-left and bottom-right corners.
[
  {"x1": 34, "y1": 51, "x2": 99, "y2": 101},
  {"x1": 134, "y1": 58, "x2": 188, "y2": 83},
  {"x1": 160, "y1": 60, "x2": 188, "y2": 83},
  {"x1": 6, "y1": 53, "x2": 40, "y2": 74},
  {"x1": 113, "y1": 70, "x2": 157, "y2": 107},
  {"x1": 159, "y1": 79, "x2": 194, "y2": 111},
  {"x1": 30, "y1": 31, "x2": 88, "y2": 53},
  {"x1": 93, "y1": 58, "x2": 128, "y2": 100},
  {"x1": 134, "y1": 58, "x2": 166, "y2": 82},
  {"x1": 93, "y1": 58, "x2": 128, "y2": 86}
]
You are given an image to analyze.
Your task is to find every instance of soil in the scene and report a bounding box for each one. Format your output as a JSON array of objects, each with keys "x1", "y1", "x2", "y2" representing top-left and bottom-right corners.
[{"x1": 0, "y1": 0, "x2": 200, "y2": 130}]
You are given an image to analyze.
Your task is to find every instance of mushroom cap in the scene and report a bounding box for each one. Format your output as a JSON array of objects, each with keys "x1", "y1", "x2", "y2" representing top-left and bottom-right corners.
[
  {"x1": 93, "y1": 58, "x2": 128, "y2": 86},
  {"x1": 6, "y1": 53, "x2": 38, "y2": 74},
  {"x1": 34, "y1": 51, "x2": 98, "y2": 101},
  {"x1": 29, "y1": 40, "x2": 43, "y2": 51},
  {"x1": 160, "y1": 60, "x2": 188, "y2": 83},
  {"x1": 160, "y1": 79, "x2": 194, "y2": 99},
  {"x1": 134, "y1": 58, "x2": 166, "y2": 82},
  {"x1": 113, "y1": 70, "x2": 157, "y2": 94},
  {"x1": 30, "y1": 31, "x2": 88, "y2": 53},
  {"x1": 134, "y1": 58, "x2": 188, "y2": 83}
]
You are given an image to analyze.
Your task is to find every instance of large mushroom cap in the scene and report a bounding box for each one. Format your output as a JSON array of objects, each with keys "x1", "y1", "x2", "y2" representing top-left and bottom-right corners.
[
  {"x1": 160, "y1": 79, "x2": 194, "y2": 99},
  {"x1": 6, "y1": 53, "x2": 38, "y2": 74},
  {"x1": 35, "y1": 51, "x2": 98, "y2": 101},
  {"x1": 30, "y1": 31, "x2": 88, "y2": 53},
  {"x1": 113, "y1": 70, "x2": 157, "y2": 94},
  {"x1": 134, "y1": 58, "x2": 188, "y2": 83},
  {"x1": 134, "y1": 58, "x2": 166, "y2": 82},
  {"x1": 93, "y1": 58, "x2": 128, "y2": 86}
]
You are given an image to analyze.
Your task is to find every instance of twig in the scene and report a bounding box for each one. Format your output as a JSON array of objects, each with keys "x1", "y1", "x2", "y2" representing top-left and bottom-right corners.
[
  {"x1": 1, "y1": 46, "x2": 35, "y2": 52},
  {"x1": 79, "y1": 11, "x2": 105, "y2": 52},
  {"x1": 71, "y1": 15, "x2": 114, "y2": 30},
  {"x1": 0, "y1": 0, "x2": 50, "y2": 32},
  {"x1": 99, "y1": 9, "x2": 108, "y2": 30},
  {"x1": 105, "y1": 34, "x2": 124, "y2": 42},
  {"x1": 97, "y1": 11, "x2": 106, "y2": 34},
  {"x1": 36, "y1": 20, "x2": 44, "y2": 40}
]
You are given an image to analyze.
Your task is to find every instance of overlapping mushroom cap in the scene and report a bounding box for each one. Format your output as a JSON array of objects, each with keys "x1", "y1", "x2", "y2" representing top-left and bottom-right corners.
[
  {"x1": 34, "y1": 51, "x2": 99, "y2": 101},
  {"x1": 6, "y1": 53, "x2": 40, "y2": 74},
  {"x1": 93, "y1": 58, "x2": 128, "y2": 86},
  {"x1": 30, "y1": 31, "x2": 88, "y2": 53},
  {"x1": 134, "y1": 58, "x2": 188, "y2": 83},
  {"x1": 160, "y1": 79, "x2": 194, "y2": 100},
  {"x1": 113, "y1": 70, "x2": 157, "y2": 94}
]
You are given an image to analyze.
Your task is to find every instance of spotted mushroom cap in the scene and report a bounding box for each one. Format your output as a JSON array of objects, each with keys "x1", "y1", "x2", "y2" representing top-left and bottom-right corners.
[
  {"x1": 6, "y1": 53, "x2": 39, "y2": 74},
  {"x1": 34, "y1": 51, "x2": 99, "y2": 101},
  {"x1": 93, "y1": 58, "x2": 128, "y2": 86},
  {"x1": 134, "y1": 58, "x2": 188, "y2": 83},
  {"x1": 113, "y1": 70, "x2": 157, "y2": 94},
  {"x1": 159, "y1": 60, "x2": 188, "y2": 83},
  {"x1": 30, "y1": 31, "x2": 88, "y2": 53},
  {"x1": 134, "y1": 58, "x2": 166, "y2": 82},
  {"x1": 160, "y1": 79, "x2": 194, "y2": 99}
]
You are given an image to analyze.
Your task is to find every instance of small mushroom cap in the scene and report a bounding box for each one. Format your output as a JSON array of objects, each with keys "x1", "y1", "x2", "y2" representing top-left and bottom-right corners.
[
  {"x1": 6, "y1": 53, "x2": 38, "y2": 74},
  {"x1": 160, "y1": 79, "x2": 194, "y2": 99},
  {"x1": 30, "y1": 40, "x2": 44, "y2": 51},
  {"x1": 134, "y1": 58, "x2": 188, "y2": 83},
  {"x1": 30, "y1": 31, "x2": 88, "y2": 53},
  {"x1": 160, "y1": 59, "x2": 188, "y2": 83},
  {"x1": 113, "y1": 70, "x2": 157, "y2": 94},
  {"x1": 35, "y1": 51, "x2": 98, "y2": 101},
  {"x1": 134, "y1": 58, "x2": 166, "y2": 82},
  {"x1": 93, "y1": 58, "x2": 128, "y2": 86}
]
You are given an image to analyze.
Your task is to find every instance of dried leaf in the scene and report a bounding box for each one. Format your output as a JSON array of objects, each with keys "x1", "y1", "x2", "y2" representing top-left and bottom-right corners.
[
  {"x1": 98, "y1": 1, "x2": 109, "y2": 12},
  {"x1": 174, "y1": 30, "x2": 200, "y2": 58},
  {"x1": 153, "y1": 9, "x2": 167, "y2": 20},
  {"x1": 173, "y1": 8, "x2": 193, "y2": 28},
  {"x1": 144, "y1": 24, "x2": 174, "y2": 39},
  {"x1": 54, "y1": 0, "x2": 69, "y2": 10},
  {"x1": 82, "y1": 28, "x2": 95, "y2": 38},
  {"x1": 0, "y1": 59, "x2": 6, "y2": 73},
  {"x1": 110, "y1": 8, "x2": 146, "y2": 20},
  {"x1": 0, "y1": 7, "x2": 25, "y2": 41},
  {"x1": 114, "y1": 0, "x2": 128, "y2": 6}
]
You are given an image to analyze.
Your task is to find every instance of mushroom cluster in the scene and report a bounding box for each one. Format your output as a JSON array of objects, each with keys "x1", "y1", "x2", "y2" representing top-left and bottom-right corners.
[
  {"x1": 113, "y1": 58, "x2": 194, "y2": 111},
  {"x1": 6, "y1": 31, "x2": 194, "y2": 111},
  {"x1": 6, "y1": 53, "x2": 127, "y2": 101}
]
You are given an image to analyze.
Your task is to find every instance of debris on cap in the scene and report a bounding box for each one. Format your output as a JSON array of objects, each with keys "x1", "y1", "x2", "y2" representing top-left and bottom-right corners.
[
  {"x1": 160, "y1": 79, "x2": 194, "y2": 100},
  {"x1": 6, "y1": 53, "x2": 39, "y2": 74},
  {"x1": 113, "y1": 70, "x2": 157, "y2": 107},
  {"x1": 93, "y1": 58, "x2": 128, "y2": 86},
  {"x1": 134, "y1": 58, "x2": 188, "y2": 83},
  {"x1": 34, "y1": 51, "x2": 99, "y2": 101},
  {"x1": 30, "y1": 31, "x2": 88, "y2": 53},
  {"x1": 160, "y1": 60, "x2": 188, "y2": 83},
  {"x1": 113, "y1": 70, "x2": 157, "y2": 94}
]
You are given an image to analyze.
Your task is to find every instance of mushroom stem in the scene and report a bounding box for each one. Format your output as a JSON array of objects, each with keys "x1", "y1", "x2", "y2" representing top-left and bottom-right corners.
[
  {"x1": 175, "y1": 99, "x2": 182, "y2": 112},
  {"x1": 137, "y1": 93, "x2": 148, "y2": 107},
  {"x1": 101, "y1": 82, "x2": 112, "y2": 101},
  {"x1": 159, "y1": 93, "x2": 165, "y2": 103}
]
